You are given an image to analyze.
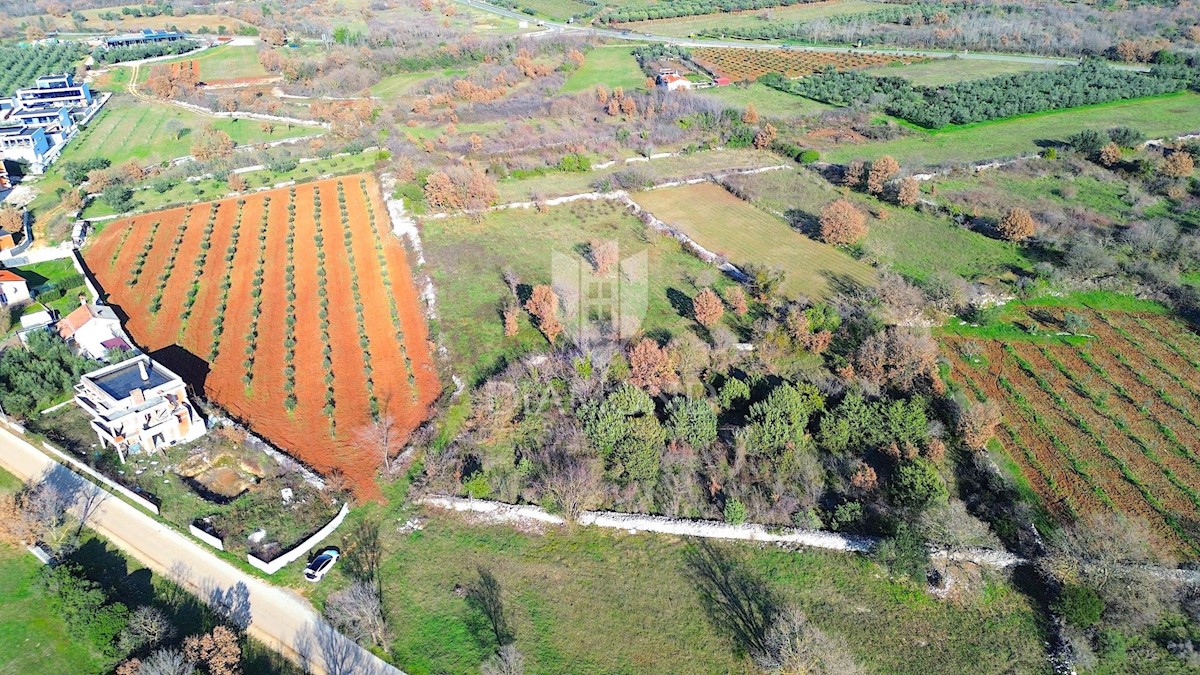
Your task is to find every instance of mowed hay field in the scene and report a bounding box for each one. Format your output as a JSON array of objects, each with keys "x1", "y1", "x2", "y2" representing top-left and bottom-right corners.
[
  {"x1": 631, "y1": 181, "x2": 876, "y2": 299},
  {"x1": 83, "y1": 175, "x2": 438, "y2": 496},
  {"x1": 137, "y1": 45, "x2": 269, "y2": 84},
  {"x1": 859, "y1": 59, "x2": 1062, "y2": 87},
  {"x1": 944, "y1": 300, "x2": 1200, "y2": 559}
]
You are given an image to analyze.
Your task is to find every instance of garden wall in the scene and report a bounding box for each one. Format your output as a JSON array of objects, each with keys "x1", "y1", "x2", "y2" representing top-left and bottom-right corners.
[
  {"x1": 189, "y1": 523, "x2": 224, "y2": 550},
  {"x1": 38, "y1": 440, "x2": 161, "y2": 515},
  {"x1": 247, "y1": 503, "x2": 349, "y2": 575}
]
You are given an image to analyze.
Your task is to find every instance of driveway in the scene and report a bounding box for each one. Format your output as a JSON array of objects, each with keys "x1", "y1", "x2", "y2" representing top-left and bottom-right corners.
[{"x1": 0, "y1": 424, "x2": 402, "y2": 675}]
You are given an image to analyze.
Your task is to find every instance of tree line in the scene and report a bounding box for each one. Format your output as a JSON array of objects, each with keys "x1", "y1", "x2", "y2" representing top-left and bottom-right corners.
[
  {"x1": 91, "y1": 38, "x2": 198, "y2": 66},
  {"x1": 765, "y1": 61, "x2": 1189, "y2": 129}
]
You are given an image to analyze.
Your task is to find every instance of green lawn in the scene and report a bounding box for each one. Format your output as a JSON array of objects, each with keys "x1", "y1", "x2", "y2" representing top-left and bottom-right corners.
[
  {"x1": 820, "y1": 92, "x2": 1200, "y2": 168},
  {"x1": 699, "y1": 81, "x2": 833, "y2": 119},
  {"x1": 82, "y1": 149, "x2": 386, "y2": 219},
  {"x1": 561, "y1": 45, "x2": 646, "y2": 93},
  {"x1": 733, "y1": 168, "x2": 1029, "y2": 282},
  {"x1": 306, "y1": 498, "x2": 1051, "y2": 675},
  {"x1": 134, "y1": 45, "x2": 268, "y2": 83},
  {"x1": 67, "y1": 93, "x2": 313, "y2": 166},
  {"x1": 615, "y1": 0, "x2": 882, "y2": 37},
  {"x1": 632, "y1": 181, "x2": 876, "y2": 298},
  {"x1": 423, "y1": 199, "x2": 735, "y2": 384},
  {"x1": 0, "y1": 542, "x2": 103, "y2": 675},
  {"x1": 370, "y1": 68, "x2": 467, "y2": 98},
  {"x1": 9, "y1": 259, "x2": 87, "y2": 318},
  {"x1": 859, "y1": 58, "x2": 1062, "y2": 87},
  {"x1": 511, "y1": 0, "x2": 593, "y2": 21}
]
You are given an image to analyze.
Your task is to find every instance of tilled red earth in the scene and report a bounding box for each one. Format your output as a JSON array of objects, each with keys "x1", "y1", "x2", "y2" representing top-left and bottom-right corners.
[{"x1": 83, "y1": 175, "x2": 439, "y2": 497}]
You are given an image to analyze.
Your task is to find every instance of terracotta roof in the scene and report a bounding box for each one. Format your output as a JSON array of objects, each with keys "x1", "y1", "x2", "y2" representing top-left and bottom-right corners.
[
  {"x1": 58, "y1": 303, "x2": 117, "y2": 340},
  {"x1": 0, "y1": 270, "x2": 25, "y2": 283}
]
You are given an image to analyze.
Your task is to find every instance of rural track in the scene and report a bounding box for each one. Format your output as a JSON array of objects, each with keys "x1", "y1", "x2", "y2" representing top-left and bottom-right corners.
[
  {"x1": 0, "y1": 424, "x2": 404, "y2": 675},
  {"x1": 456, "y1": 0, "x2": 1147, "y2": 70}
]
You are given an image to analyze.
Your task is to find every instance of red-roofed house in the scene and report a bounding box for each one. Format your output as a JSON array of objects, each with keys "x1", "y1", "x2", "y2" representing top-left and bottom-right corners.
[
  {"x1": 656, "y1": 70, "x2": 693, "y2": 92},
  {"x1": 0, "y1": 269, "x2": 29, "y2": 306},
  {"x1": 58, "y1": 299, "x2": 123, "y2": 360}
]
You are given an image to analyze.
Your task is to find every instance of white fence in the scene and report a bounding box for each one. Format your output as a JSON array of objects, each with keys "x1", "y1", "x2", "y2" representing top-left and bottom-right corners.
[
  {"x1": 36, "y1": 440, "x2": 160, "y2": 514},
  {"x1": 247, "y1": 503, "x2": 349, "y2": 575},
  {"x1": 189, "y1": 523, "x2": 225, "y2": 550}
]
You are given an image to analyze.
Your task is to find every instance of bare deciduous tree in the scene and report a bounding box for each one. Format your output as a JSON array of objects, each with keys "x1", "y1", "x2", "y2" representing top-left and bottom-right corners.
[
  {"x1": 137, "y1": 648, "x2": 196, "y2": 675},
  {"x1": 956, "y1": 399, "x2": 1001, "y2": 450},
  {"x1": 481, "y1": 644, "x2": 525, "y2": 675},
  {"x1": 324, "y1": 581, "x2": 391, "y2": 648},
  {"x1": 996, "y1": 208, "x2": 1036, "y2": 241},
  {"x1": 753, "y1": 605, "x2": 864, "y2": 675},
  {"x1": 356, "y1": 412, "x2": 402, "y2": 474}
]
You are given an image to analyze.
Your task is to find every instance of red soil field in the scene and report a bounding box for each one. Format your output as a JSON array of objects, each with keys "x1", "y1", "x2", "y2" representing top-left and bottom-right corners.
[
  {"x1": 82, "y1": 175, "x2": 439, "y2": 497},
  {"x1": 944, "y1": 309, "x2": 1200, "y2": 559}
]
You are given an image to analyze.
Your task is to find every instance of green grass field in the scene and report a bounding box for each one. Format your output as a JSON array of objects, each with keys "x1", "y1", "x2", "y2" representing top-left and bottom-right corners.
[
  {"x1": 68, "y1": 94, "x2": 312, "y2": 166},
  {"x1": 859, "y1": 58, "x2": 1062, "y2": 87},
  {"x1": 561, "y1": 45, "x2": 646, "y2": 93},
  {"x1": 515, "y1": 0, "x2": 594, "y2": 21},
  {"x1": 614, "y1": 0, "x2": 882, "y2": 37},
  {"x1": 495, "y1": 148, "x2": 780, "y2": 203},
  {"x1": 734, "y1": 168, "x2": 1029, "y2": 283},
  {"x1": 632, "y1": 181, "x2": 876, "y2": 298},
  {"x1": 134, "y1": 45, "x2": 268, "y2": 83},
  {"x1": 423, "y1": 199, "x2": 735, "y2": 384},
  {"x1": 0, "y1": 470, "x2": 102, "y2": 675},
  {"x1": 82, "y1": 150, "x2": 385, "y2": 219},
  {"x1": 699, "y1": 82, "x2": 833, "y2": 118},
  {"x1": 302, "y1": 491, "x2": 1050, "y2": 675},
  {"x1": 820, "y1": 92, "x2": 1200, "y2": 168},
  {"x1": 370, "y1": 68, "x2": 467, "y2": 98}
]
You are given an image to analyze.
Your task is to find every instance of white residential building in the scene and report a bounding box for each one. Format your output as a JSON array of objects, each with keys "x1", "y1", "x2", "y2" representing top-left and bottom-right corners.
[
  {"x1": 58, "y1": 299, "x2": 123, "y2": 360},
  {"x1": 0, "y1": 269, "x2": 30, "y2": 306},
  {"x1": 74, "y1": 354, "x2": 206, "y2": 462}
]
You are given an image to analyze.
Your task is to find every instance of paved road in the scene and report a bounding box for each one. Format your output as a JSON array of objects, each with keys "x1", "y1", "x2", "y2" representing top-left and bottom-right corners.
[
  {"x1": 0, "y1": 424, "x2": 402, "y2": 675},
  {"x1": 459, "y1": 0, "x2": 1146, "y2": 69}
]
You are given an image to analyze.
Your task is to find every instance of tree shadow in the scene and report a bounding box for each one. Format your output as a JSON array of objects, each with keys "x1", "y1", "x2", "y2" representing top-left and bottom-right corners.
[
  {"x1": 666, "y1": 287, "x2": 693, "y2": 320},
  {"x1": 293, "y1": 620, "x2": 378, "y2": 675},
  {"x1": 682, "y1": 540, "x2": 779, "y2": 658},
  {"x1": 822, "y1": 271, "x2": 869, "y2": 298},
  {"x1": 204, "y1": 580, "x2": 253, "y2": 631},
  {"x1": 68, "y1": 538, "x2": 156, "y2": 607},
  {"x1": 785, "y1": 208, "x2": 821, "y2": 239}
]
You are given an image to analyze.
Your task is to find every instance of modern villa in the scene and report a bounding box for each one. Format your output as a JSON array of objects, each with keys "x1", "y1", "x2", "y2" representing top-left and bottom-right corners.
[{"x1": 74, "y1": 354, "x2": 207, "y2": 463}]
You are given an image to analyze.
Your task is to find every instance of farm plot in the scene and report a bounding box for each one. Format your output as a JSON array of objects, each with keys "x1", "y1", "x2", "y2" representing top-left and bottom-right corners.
[
  {"x1": 944, "y1": 306, "x2": 1200, "y2": 559},
  {"x1": 630, "y1": 182, "x2": 876, "y2": 299},
  {"x1": 691, "y1": 47, "x2": 912, "y2": 82},
  {"x1": 82, "y1": 175, "x2": 438, "y2": 497}
]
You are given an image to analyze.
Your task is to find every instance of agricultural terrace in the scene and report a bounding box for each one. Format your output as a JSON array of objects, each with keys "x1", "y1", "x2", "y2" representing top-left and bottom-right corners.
[
  {"x1": 860, "y1": 58, "x2": 1063, "y2": 87},
  {"x1": 82, "y1": 175, "x2": 438, "y2": 496},
  {"x1": 561, "y1": 46, "x2": 646, "y2": 93},
  {"x1": 722, "y1": 168, "x2": 1028, "y2": 283},
  {"x1": 691, "y1": 47, "x2": 915, "y2": 82},
  {"x1": 613, "y1": 0, "x2": 883, "y2": 38},
  {"x1": 422, "y1": 199, "x2": 739, "y2": 385},
  {"x1": 818, "y1": 92, "x2": 1200, "y2": 168},
  {"x1": 944, "y1": 296, "x2": 1200, "y2": 560},
  {"x1": 135, "y1": 45, "x2": 269, "y2": 84},
  {"x1": 632, "y1": 181, "x2": 876, "y2": 298}
]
